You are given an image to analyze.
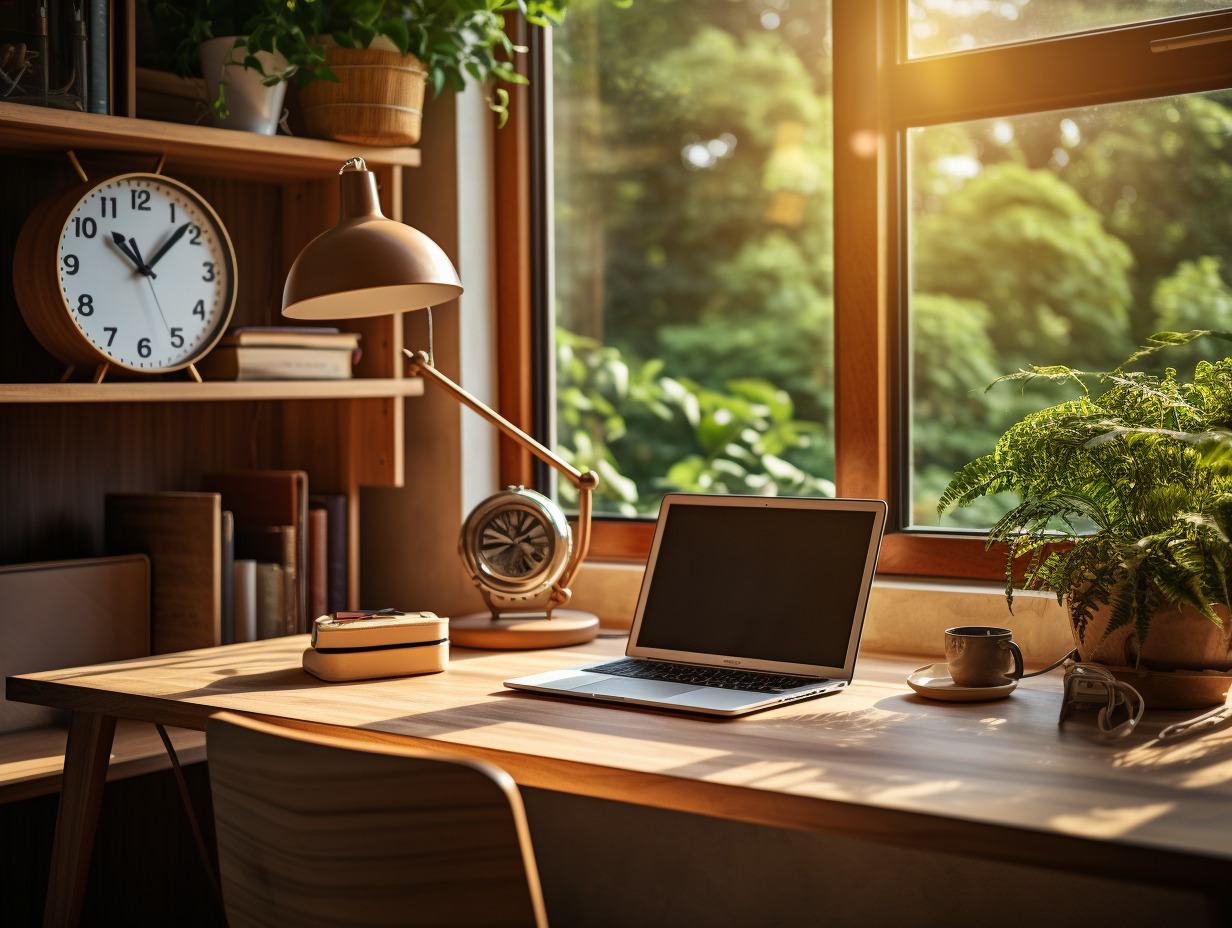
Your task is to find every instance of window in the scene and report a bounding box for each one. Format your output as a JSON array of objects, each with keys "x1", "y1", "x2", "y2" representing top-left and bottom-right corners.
[
  {"x1": 499, "y1": 1, "x2": 1232, "y2": 573},
  {"x1": 551, "y1": 0, "x2": 836, "y2": 522},
  {"x1": 911, "y1": 91, "x2": 1232, "y2": 531}
]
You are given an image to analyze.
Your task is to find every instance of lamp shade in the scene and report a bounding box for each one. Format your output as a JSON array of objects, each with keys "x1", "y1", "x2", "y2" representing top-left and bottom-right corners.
[{"x1": 282, "y1": 162, "x2": 463, "y2": 320}]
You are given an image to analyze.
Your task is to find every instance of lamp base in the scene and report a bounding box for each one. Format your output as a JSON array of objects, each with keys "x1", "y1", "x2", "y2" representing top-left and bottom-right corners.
[{"x1": 449, "y1": 608, "x2": 600, "y2": 650}]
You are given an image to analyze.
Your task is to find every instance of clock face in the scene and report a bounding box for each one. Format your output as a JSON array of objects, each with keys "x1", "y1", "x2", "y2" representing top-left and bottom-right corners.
[
  {"x1": 478, "y1": 506, "x2": 556, "y2": 582},
  {"x1": 459, "y1": 487, "x2": 572, "y2": 604},
  {"x1": 56, "y1": 174, "x2": 236, "y2": 371}
]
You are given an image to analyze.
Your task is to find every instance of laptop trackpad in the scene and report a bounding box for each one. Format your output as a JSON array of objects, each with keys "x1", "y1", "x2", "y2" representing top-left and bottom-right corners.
[{"x1": 576, "y1": 678, "x2": 701, "y2": 700}]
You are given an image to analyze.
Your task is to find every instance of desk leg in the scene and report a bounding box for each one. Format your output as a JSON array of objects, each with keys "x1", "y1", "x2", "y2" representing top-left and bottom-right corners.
[{"x1": 44, "y1": 711, "x2": 116, "y2": 928}]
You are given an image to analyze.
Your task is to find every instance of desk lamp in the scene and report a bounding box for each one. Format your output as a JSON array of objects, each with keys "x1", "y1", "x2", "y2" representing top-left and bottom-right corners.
[{"x1": 282, "y1": 159, "x2": 599, "y2": 649}]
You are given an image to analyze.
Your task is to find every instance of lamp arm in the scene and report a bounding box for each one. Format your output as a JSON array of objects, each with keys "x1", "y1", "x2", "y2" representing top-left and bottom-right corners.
[
  {"x1": 405, "y1": 349, "x2": 587, "y2": 487},
  {"x1": 404, "y1": 349, "x2": 597, "y2": 602}
]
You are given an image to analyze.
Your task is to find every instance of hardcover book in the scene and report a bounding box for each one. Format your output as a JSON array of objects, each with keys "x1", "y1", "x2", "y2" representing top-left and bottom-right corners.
[
  {"x1": 220, "y1": 327, "x2": 361, "y2": 349},
  {"x1": 309, "y1": 494, "x2": 350, "y2": 614},
  {"x1": 195, "y1": 345, "x2": 357, "y2": 381},
  {"x1": 311, "y1": 611, "x2": 447, "y2": 650},
  {"x1": 104, "y1": 492, "x2": 223, "y2": 654}
]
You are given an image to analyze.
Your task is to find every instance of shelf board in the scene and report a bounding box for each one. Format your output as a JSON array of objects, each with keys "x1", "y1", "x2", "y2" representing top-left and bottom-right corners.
[
  {"x1": 0, "y1": 377, "x2": 424, "y2": 404},
  {"x1": 0, "y1": 719, "x2": 206, "y2": 804},
  {"x1": 0, "y1": 103, "x2": 420, "y2": 181}
]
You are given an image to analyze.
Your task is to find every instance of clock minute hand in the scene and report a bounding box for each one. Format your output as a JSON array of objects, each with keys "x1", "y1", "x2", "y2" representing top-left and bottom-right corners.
[
  {"x1": 128, "y1": 238, "x2": 172, "y2": 335},
  {"x1": 145, "y1": 222, "x2": 191, "y2": 272}
]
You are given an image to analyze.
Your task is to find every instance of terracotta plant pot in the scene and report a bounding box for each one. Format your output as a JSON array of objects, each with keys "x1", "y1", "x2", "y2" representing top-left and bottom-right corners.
[
  {"x1": 1071, "y1": 599, "x2": 1232, "y2": 708},
  {"x1": 299, "y1": 42, "x2": 427, "y2": 146}
]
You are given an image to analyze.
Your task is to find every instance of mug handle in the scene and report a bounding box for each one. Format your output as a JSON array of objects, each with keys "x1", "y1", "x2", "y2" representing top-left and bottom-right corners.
[{"x1": 1005, "y1": 640, "x2": 1024, "y2": 680}]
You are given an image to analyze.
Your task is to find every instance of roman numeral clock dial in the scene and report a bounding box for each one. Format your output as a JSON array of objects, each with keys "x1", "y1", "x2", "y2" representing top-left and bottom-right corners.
[{"x1": 14, "y1": 172, "x2": 237, "y2": 378}]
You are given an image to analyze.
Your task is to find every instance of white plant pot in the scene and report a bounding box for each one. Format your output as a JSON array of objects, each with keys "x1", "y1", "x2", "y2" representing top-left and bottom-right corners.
[{"x1": 198, "y1": 36, "x2": 288, "y2": 135}]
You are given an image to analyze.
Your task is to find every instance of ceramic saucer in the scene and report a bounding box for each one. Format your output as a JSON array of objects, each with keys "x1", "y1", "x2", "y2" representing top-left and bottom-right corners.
[{"x1": 906, "y1": 662, "x2": 1018, "y2": 702}]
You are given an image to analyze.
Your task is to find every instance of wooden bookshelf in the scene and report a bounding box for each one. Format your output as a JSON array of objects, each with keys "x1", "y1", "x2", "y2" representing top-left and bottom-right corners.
[
  {"x1": 0, "y1": 378, "x2": 424, "y2": 404},
  {"x1": 1, "y1": 88, "x2": 420, "y2": 636},
  {"x1": 0, "y1": 103, "x2": 421, "y2": 181}
]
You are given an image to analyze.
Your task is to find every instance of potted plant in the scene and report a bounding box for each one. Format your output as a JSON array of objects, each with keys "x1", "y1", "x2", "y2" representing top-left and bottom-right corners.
[
  {"x1": 146, "y1": 0, "x2": 324, "y2": 131},
  {"x1": 938, "y1": 330, "x2": 1232, "y2": 708},
  {"x1": 147, "y1": 0, "x2": 599, "y2": 141}
]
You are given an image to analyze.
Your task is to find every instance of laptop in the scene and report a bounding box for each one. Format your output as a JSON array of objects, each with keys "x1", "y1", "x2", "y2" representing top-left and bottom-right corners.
[{"x1": 504, "y1": 493, "x2": 887, "y2": 717}]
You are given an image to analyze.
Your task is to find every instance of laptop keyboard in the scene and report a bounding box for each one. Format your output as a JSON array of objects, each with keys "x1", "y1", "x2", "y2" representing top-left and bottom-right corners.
[{"x1": 583, "y1": 659, "x2": 824, "y2": 694}]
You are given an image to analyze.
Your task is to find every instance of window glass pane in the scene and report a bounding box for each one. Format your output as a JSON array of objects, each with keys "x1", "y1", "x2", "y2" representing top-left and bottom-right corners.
[
  {"x1": 907, "y1": 1, "x2": 1230, "y2": 58},
  {"x1": 910, "y1": 89, "x2": 1232, "y2": 529},
  {"x1": 552, "y1": 0, "x2": 834, "y2": 517}
]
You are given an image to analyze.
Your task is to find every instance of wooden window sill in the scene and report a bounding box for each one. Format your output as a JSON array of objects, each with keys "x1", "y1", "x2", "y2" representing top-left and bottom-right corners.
[{"x1": 570, "y1": 561, "x2": 1075, "y2": 665}]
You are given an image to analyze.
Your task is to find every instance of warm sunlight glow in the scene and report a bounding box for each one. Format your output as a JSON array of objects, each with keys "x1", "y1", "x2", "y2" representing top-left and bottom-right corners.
[{"x1": 1049, "y1": 802, "x2": 1175, "y2": 839}]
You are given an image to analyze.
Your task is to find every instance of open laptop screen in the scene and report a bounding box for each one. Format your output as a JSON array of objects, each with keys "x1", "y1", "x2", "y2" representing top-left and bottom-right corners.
[{"x1": 632, "y1": 499, "x2": 882, "y2": 668}]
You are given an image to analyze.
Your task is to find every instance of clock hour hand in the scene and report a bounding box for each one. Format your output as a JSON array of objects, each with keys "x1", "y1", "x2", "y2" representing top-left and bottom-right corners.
[
  {"x1": 145, "y1": 222, "x2": 191, "y2": 272},
  {"x1": 110, "y1": 231, "x2": 154, "y2": 277}
]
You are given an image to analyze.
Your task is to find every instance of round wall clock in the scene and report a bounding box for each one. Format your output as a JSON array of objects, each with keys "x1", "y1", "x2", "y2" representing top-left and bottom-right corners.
[{"x1": 14, "y1": 171, "x2": 238, "y2": 377}]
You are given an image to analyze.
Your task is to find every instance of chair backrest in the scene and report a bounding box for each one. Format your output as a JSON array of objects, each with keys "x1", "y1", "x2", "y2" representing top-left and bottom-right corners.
[{"x1": 207, "y1": 712, "x2": 548, "y2": 928}]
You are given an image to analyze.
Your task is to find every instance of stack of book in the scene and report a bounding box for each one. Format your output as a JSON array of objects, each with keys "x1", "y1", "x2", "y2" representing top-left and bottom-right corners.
[
  {"x1": 204, "y1": 470, "x2": 310, "y2": 643},
  {"x1": 104, "y1": 473, "x2": 352, "y2": 651},
  {"x1": 197, "y1": 327, "x2": 362, "y2": 381}
]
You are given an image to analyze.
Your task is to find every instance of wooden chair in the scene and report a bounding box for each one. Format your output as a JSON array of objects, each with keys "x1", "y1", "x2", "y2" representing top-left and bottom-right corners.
[{"x1": 206, "y1": 712, "x2": 548, "y2": 928}]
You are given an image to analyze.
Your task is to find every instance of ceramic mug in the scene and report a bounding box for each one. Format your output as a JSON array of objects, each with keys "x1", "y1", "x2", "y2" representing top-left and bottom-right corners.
[{"x1": 944, "y1": 626, "x2": 1024, "y2": 688}]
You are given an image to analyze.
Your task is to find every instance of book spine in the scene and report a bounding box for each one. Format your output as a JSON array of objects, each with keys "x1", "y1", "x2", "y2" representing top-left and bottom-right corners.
[
  {"x1": 255, "y1": 562, "x2": 284, "y2": 640},
  {"x1": 87, "y1": 0, "x2": 107, "y2": 113},
  {"x1": 233, "y1": 559, "x2": 257, "y2": 643},
  {"x1": 220, "y1": 510, "x2": 235, "y2": 645},
  {"x1": 307, "y1": 506, "x2": 328, "y2": 624},
  {"x1": 197, "y1": 347, "x2": 355, "y2": 381},
  {"x1": 310, "y1": 494, "x2": 349, "y2": 613}
]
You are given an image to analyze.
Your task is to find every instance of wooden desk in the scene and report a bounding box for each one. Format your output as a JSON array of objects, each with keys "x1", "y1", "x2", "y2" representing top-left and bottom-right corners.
[{"x1": 8, "y1": 636, "x2": 1232, "y2": 925}]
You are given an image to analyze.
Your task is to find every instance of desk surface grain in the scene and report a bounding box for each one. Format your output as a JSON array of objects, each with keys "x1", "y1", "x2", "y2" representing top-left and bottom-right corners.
[{"x1": 8, "y1": 637, "x2": 1232, "y2": 893}]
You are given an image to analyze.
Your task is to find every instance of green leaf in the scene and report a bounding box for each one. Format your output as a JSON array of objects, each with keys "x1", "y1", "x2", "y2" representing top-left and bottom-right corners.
[{"x1": 379, "y1": 19, "x2": 412, "y2": 54}]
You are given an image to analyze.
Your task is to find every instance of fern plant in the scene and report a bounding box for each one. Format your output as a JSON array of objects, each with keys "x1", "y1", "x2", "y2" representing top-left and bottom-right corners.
[{"x1": 938, "y1": 330, "x2": 1232, "y2": 654}]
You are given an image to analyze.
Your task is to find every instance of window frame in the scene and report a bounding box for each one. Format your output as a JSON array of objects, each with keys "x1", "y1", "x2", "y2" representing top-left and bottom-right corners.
[{"x1": 495, "y1": 1, "x2": 1232, "y2": 575}]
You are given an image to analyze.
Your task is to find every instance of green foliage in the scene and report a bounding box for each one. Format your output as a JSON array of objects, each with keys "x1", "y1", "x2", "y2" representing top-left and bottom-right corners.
[
  {"x1": 1152, "y1": 258, "x2": 1232, "y2": 364},
  {"x1": 913, "y1": 162, "x2": 1136, "y2": 369},
  {"x1": 553, "y1": 3, "x2": 836, "y2": 507},
  {"x1": 149, "y1": 0, "x2": 325, "y2": 95},
  {"x1": 938, "y1": 331, "x2": 1232, "y2": 654},
  {"x1": 1059, "y1": 94, "x2": 1232, "y2": 334},
  {"x1": 554, "y1": 329, "x2": 833, "y2": 516},
  {"x1": 149, "y1": 0, "x2": 613, "y2": 122}
]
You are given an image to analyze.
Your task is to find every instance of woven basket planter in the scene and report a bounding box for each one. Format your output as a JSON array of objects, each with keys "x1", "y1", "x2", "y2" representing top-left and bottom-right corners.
[{"x1": 300, "y1": 44, "x2": 427, "y2": 146}]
